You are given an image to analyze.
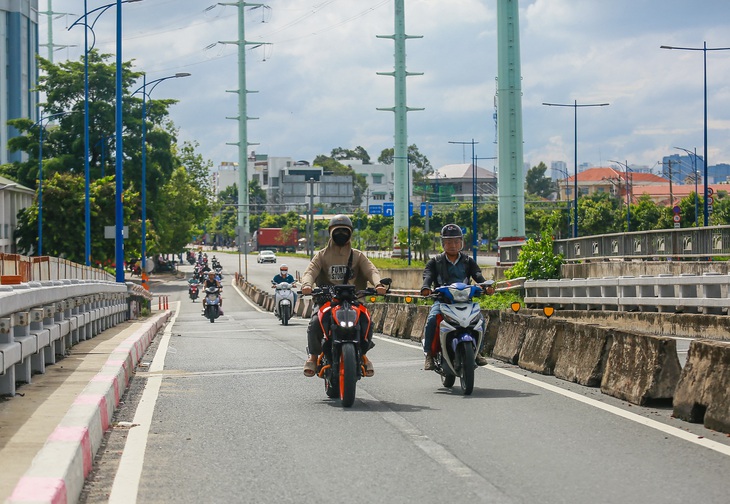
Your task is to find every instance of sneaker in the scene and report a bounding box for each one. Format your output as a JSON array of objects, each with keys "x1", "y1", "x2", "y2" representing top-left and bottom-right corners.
[
  {"x1": 303, "y1": 356, "x2": 317, "y2": 377},
  {"x1": 475, "y1": 354, "x2": 488, "y2": 366},
  {"x1": 362, "y1": 355, "x2": 374, "y2": 377},
  {"x1": 424, "y1": 355, "x2": 435, "y2": 370}
]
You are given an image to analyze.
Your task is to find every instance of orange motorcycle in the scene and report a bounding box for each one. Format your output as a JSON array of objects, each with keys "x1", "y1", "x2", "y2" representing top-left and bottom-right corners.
[{"x1": 308, "y1": 280, "x2": 390, "y2": 407}]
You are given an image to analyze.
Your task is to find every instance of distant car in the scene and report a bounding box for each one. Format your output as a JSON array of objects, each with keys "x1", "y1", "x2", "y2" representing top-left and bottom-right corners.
[{"x1": 257, "y1": 250, "x2": 277, "y2": 263}]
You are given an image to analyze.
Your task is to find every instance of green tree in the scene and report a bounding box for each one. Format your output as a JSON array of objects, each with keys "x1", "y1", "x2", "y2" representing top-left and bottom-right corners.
[
  {"x1": 331, "y1": 146, "x2": 371, "y2": 164},
  {"x1": 155, "y1": 167, "x2": 207, "y2": 252},
  {"x1": 504, "y1": 230, "x2": 563, "y2": 280},
  {"x1": 525, "y1": 162, "x2": 556, "y2": 199}
]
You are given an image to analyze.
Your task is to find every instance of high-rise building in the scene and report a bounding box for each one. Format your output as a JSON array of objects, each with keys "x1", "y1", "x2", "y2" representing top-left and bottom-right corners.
[{"x1": 0, "y1": 0, "x2": 39, "y2": 165}]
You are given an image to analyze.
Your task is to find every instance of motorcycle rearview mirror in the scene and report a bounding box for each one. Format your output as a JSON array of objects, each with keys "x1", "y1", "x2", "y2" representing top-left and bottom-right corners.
[{"x1": 380, "y1": 278, "x2": 392, "y2": 285}]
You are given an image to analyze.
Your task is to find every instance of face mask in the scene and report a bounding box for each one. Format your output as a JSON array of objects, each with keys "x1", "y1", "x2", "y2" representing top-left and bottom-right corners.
[
  {"x1": 332, "y1": 230, "x2": 351, "y2": 246},
  {"x1": 280, "y1": 271, "x2": 287, "y2": 276}
]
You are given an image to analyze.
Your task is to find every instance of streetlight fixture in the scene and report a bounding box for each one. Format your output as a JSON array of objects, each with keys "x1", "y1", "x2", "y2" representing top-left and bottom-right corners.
[
  {"x1": 131, "y1": 72, "x2": 191, "y2": 274},
  {"x1": 34, "y1": 111, "x2": 71, "y2": 256},
  {"x1": 661, "y1": 42, "x2": 730, "y2": 226},
  {"x1": 608, "y1": 160, "x2": 632, "y2": 232},
  {"x1": 674, "y1": 146, "x2": 701, "y2": 226},
  {"x1": 69, "y1": 0, "x2": 142, "y2": 267},
  {"x1": 543, "y1": 100, "x2": 609, "y2": 238}
]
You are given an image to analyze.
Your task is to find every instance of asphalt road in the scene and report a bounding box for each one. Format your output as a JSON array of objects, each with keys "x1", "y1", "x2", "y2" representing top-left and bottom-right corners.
[{"x1": 81, "y1": 251, "x2": 730, "y2": 504}]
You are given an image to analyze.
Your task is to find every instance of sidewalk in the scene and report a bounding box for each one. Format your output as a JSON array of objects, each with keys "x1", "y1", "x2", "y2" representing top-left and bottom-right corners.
[{"x1": 0, "y1": 309, "x2": 169, "y2": 503}]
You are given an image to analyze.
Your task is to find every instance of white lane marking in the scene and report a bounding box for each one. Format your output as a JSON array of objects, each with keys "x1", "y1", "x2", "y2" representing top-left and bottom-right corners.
[
  {"x1": 359, "y1": 388, "x2": 515, "y2": 503},
  {"x1": 374, "y1": 336, "x2": 730, "y2": 457},
  {"x1": 108, "y1": 301, "x2": 181, "y2": 503},
  {"x1": 233, "y1": 281, "x2": 267, "y2": 313}
]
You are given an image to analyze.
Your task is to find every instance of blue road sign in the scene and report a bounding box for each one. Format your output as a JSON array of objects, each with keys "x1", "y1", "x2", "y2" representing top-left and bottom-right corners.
[
  {"x1": 383, "y1": 202, "x2": 394, "y2": 217},
  {"x1": 369, "y1": 204, "x2": 383, "y2": 215},
  {"x1": 420, "y1": 202, "x2": 433, "y2": 217}
]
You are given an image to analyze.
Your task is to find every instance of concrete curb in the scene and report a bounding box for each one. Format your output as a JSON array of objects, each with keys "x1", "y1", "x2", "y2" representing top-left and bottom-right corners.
[{"x1": 6, "y1": 311, "x2": 173, "y2": 504}]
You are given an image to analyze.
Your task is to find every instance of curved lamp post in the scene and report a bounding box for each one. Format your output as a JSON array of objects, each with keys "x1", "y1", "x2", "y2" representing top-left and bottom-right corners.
[
  {"x1": 34, "y1": 111, "x2": 71, "y2": 256},
  {"x1": 543, "y1": 100, "x2": 609, "y2": 238},
  {"x1": 68, "y1": 0, "x2": 142, "y2": 267},
  {"x1": 674, "y1": 146, "x2": 701, "y2": 227},
  {"x1": 661, "y1": 43, "x2": 730, "y2": 226},
  {"x1": 131, "y1": 72, "x2": 191, "y2": 273}
]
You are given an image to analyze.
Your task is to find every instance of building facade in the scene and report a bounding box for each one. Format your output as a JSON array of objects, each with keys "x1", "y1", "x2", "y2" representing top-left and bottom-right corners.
[
  {"x1": 0, "y1": 176, "x2": 34, "y2": 253},
  {"x1": 1, "y1": 0, "x2": 39, "y2": 165}
]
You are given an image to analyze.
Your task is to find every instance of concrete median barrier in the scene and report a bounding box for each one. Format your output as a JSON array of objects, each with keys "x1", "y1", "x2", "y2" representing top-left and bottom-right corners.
[
  {"x1": 673, "y1": 339, "x2": 730, "y2": 433},
  {"x1": 600, "y1": 330, "x2": 682, "y2": 405},
  {"x1": 382, "y1": 304, "x2": 401, "y2": 336},
  {"x1": 392, "y1": 305, "x2": 415, "y2": 339},
  {"x1": 369, "y1": 304, "x2": 386, "y2": 334},
  {"x1": 553, "y1": 323, "x2": 610, "y2": 387},
  {"x1": 491, "y1": 312, "x2": 528, "y2": 364},
  {"x1": 302, "y1": 299, "x2": 313, "y2": 318},
  {"x1": 518, "y1": 318, "x2": 566, "y2": 375},
  {"x1": 408, "y1": 305, "x2": 429, "y2": 343}
]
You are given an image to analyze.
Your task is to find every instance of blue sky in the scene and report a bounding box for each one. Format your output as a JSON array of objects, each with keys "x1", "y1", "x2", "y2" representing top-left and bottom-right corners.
[{"x1": 43, "y1": 0, "x2": 730, "y2": 176}]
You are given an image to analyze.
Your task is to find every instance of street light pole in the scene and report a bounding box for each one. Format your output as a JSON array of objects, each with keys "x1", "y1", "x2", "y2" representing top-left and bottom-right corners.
[
  {"x1": 132, "y1": 72, "x2": 191, "y2": 274},
  {"x1": 661, "y1": 42, "x2": 730, "y2": 226},
  {"x1": 543, "y1": 100, "x2": 609, "y2": 238},
  {"x1": 69, "y1": 0, "x2": 142, "y2": 267}
]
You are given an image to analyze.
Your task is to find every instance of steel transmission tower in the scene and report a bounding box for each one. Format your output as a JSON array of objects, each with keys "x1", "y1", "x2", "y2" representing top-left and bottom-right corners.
[
  {"x1": 496, "y1": 0, "x2": 526, "y2": 245},
  {"x1": 40, "y1": 0, "x2": 73, "y2": 63},
  {"x1": 219, "y1": 1, "x2": 268, "y2": 243},
  {"x1": 377, "y1": 0, "x2": 423, "y2": 247}
]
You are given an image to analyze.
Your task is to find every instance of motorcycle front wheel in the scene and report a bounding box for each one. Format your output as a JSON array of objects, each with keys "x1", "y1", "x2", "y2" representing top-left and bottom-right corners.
[
  {"x1": 458, "y1": 344, "x2": 475, "y2": 395},
  {"x1": 281, "y1": 305, "x2": 290, "y2": 326},
  {"x1": 339, "y1": 344, "x2": 358, "y2": 407},
  {"x1": 441, "y1": 373, "x2": 456, "y2": 388}
]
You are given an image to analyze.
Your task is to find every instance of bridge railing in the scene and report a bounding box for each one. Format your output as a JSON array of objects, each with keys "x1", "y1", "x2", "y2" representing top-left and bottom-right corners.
[
  {"x1": 524, "y1": 272, "x2": 730, "y2": 315},
  {"x1": 499, "y1": 225, "x2": 730, "y2": 265},
  {"x1": 0, "y1": 253, "x2": 114, "y2": 283}
]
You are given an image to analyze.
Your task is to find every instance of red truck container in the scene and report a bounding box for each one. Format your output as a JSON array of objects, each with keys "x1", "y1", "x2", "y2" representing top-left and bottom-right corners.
[{"x1": 255, "y1": 228, "x2": 299, "y2": 252}]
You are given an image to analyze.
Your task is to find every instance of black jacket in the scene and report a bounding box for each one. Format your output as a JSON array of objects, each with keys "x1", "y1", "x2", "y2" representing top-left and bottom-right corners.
[{"x1": 421, "y1": 251, "x2": 486, "y2": 291}]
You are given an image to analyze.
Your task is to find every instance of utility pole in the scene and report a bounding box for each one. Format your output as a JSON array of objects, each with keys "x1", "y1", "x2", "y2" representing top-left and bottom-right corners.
[
  {"x1": 40, "y1": 0, "x2": 74, "y2": 63},
  {"x1": 308, "y1": 178, "x2": 315, "y2": 258},
  {"x1": 377, "y1": 0, "x2": 423, "y2": 247},
  {"x1": 219, "y1": 1, "x2": 269, "y2": 255}
]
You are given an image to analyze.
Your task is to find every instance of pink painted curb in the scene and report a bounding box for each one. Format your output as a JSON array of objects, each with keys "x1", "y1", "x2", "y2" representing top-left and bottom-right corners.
[{"x1": 6, "y1": 311, "x2": 173, "y2": 504}]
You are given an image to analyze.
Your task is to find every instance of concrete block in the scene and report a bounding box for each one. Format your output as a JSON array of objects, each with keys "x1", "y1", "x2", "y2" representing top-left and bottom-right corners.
[
  {"x1": 392, "y1": 305, "x2": 415, "y2": 339},
  {"x1": 673, "y1": 339, "x2": 730, "y2": 434},
  {"x1": 369, "y1": 304, "x2": 386, "y2": 334},
  {"x1": 382, "y1": 304, "x2": 400, "y2": 336},
  {"x1": 492, "y1": 312, "x2": 528, "y2": 364},
  {"x1": 408, "y1": 305, "x2": 429, "y2": 342},
  {"x1": 554, "y1": 323, "x2": 610, "y2": 387},
  {"x1": 518, "y1": 318, "x2": 565, "y2": 375},
  {"x1": 483, "y1": 310, "x2": 500, "y2": 356},
  {"x1": 600, "y1": 330, "x2": 682, "y2": 405},
  {"x1": 303, "y1": 299, "x2": 313, "y2": 318}
]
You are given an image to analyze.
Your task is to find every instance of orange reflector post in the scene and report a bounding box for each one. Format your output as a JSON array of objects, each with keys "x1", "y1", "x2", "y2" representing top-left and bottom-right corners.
[
  {"x1": 543, "y1": 306, "x2": 554, "y2": 318},
  {"x1": 369, "y1": 296, "x2": 377, "y2": 303},
  {"x1": 405, "y1": 296, "x2": 413, "y2": 304},
  {"x1": 510, "y1": 301, "x2": 521, "y2": 313}
]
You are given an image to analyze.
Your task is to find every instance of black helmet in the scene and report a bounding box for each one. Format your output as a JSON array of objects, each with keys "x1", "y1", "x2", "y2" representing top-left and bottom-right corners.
[
  {"x1": 328, "y1": 214, "x2": 353, "y2": 231},
  {"x1": 440, "y1": 223, "x2": 463, "y2": 239}
]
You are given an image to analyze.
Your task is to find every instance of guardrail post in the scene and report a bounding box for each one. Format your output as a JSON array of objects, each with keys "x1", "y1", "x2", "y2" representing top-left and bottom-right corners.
[
  {"x1": 12, "y1": 311, "x2": 32, "y2": 385},
  {"x1": 678, "y1": 273, "x2": 699, "y2": 314},
  {"x1": 43, "y1": 305, "x2": 61, "y2": 362},
  {"x1": 0, "y1": 316, "x2": 21, "y2": 395},
  {"x1": 700, "y1": 272, "x2": 724, "y2": 315},
  {"x1": 637, "y1": 275, "x2": 658, "y2": 312},
  {"x1": 29, "y1": 308, "x2": 48, "y2": 374},
  {"x1": 619, "y1": 276, "x2": 637, "y2": 312},
  {"x1": 656, "y1": 274, "x2": 675, "y2": 313}
]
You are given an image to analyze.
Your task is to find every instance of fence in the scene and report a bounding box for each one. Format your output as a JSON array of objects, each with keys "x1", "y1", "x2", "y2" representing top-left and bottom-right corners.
[
  {"x1": 499, "y1": 225, "x2": 730, "y2": 265},
  {"x1": 524, "y1": 273, "x2": 730, "y2": 315},
  {"x1": 0, "y1": 254, "x2": 114, "y2": 283}
]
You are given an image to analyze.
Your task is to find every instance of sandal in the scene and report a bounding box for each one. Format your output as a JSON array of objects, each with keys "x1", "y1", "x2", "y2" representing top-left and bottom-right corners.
[
  {"x1": 362, "y1": 355, "x2": 374, "y2": 377},
  {"x1": 303, "y1": 357, "x2": 317, "y2": 377}
]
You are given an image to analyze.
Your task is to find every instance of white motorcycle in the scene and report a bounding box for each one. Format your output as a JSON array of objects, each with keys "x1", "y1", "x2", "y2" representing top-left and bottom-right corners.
[
  {"x1": 425, "y1": 281, "x2": 493, "y2": 395},
  {"x1": 272, "y1": 281, "x2": 297, "y2": 326}
]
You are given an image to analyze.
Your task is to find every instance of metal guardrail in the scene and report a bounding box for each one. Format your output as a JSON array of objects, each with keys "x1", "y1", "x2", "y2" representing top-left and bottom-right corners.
[
  {"x1": 498, "y1": 225, "x2": 730, "y2": 265},
  {"x1": 0, "y1": 253, "x2": 114, "y2": 282},
  {"x1": 524, "y1": 273, "x2": 730, "y2": 315}
]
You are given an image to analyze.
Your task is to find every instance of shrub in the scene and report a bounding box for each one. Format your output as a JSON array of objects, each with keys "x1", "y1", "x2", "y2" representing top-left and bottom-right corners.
[{"x1": 504, "y1": 231, "x2": 563, "y2": 280}]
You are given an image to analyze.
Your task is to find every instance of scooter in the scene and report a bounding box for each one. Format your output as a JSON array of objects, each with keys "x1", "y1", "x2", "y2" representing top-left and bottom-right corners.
[
  {"x1": 203, "y1": 286, "x2": 222, "y2": 323},
  {"x1": 272, "y1": 281, "x2": 297, "y2": 326},
  {"x1": 188, "y1": 281, "x2": 199, "y2": 301},
  {"x1": 426, "y1": 281, "x2": 493, "y2": 395}
]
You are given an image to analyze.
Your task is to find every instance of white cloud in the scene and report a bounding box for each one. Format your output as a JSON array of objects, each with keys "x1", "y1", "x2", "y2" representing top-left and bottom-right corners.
[{"x1": 44, "y1": 0, "x2": 730, "y2": 174}]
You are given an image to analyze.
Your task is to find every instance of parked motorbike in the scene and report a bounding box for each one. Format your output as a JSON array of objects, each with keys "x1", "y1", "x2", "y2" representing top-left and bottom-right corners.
[
  {"x1": 272, "y1": 281, "x2": 297, "y2": 325},
  {"x1": 203, "y1": 286, "x2": 222, "y2": 323},
  {"x1": 306, "y1": 279, "x2": 391, "y2": 408},
  {"x1": 188, "y1": 281, "x2": 199, "y2": 301},
  {"x1": 425, "y1": 281, "x2": 494, "y2": 395}
]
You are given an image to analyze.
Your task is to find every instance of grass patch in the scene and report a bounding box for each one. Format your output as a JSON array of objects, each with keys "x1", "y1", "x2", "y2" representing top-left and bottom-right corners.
[{"x1": 479, "y1": 290, "x2": 524, "y2": 311}]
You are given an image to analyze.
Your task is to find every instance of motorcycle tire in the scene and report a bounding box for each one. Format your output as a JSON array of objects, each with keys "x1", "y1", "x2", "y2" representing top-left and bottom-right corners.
[
  {"x1": 325, "y1": 375, "x2": 339, "y2": 398},
  {"x1": 458, "y1": 344, "x2": 475, "y2": 395},
  {"x1": 339, "y1": 344, "x2": 358, "y2": 408},
  {"x1": 281, "y1": 305, "x2": 290, "y2": 326}
]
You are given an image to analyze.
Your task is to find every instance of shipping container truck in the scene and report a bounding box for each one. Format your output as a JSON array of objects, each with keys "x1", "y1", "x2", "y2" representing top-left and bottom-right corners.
[{"x1": 255, "y1": 228, "x2": 299, "y2": 252}]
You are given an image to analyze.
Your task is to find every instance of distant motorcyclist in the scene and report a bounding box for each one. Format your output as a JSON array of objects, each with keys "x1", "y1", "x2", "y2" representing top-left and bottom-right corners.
[
  {"x1": 300, "y1": 215, "x2": 386, "y2": 377},
  {"x1": 420, "y1": 224, "x2": 491, "y2": 370},
  {"x1": 272, "y1": 264, "x2": 297, "y2": 305},
  {"x1": 202, "y1": 270, "x2": 223, "y2": 316}
]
